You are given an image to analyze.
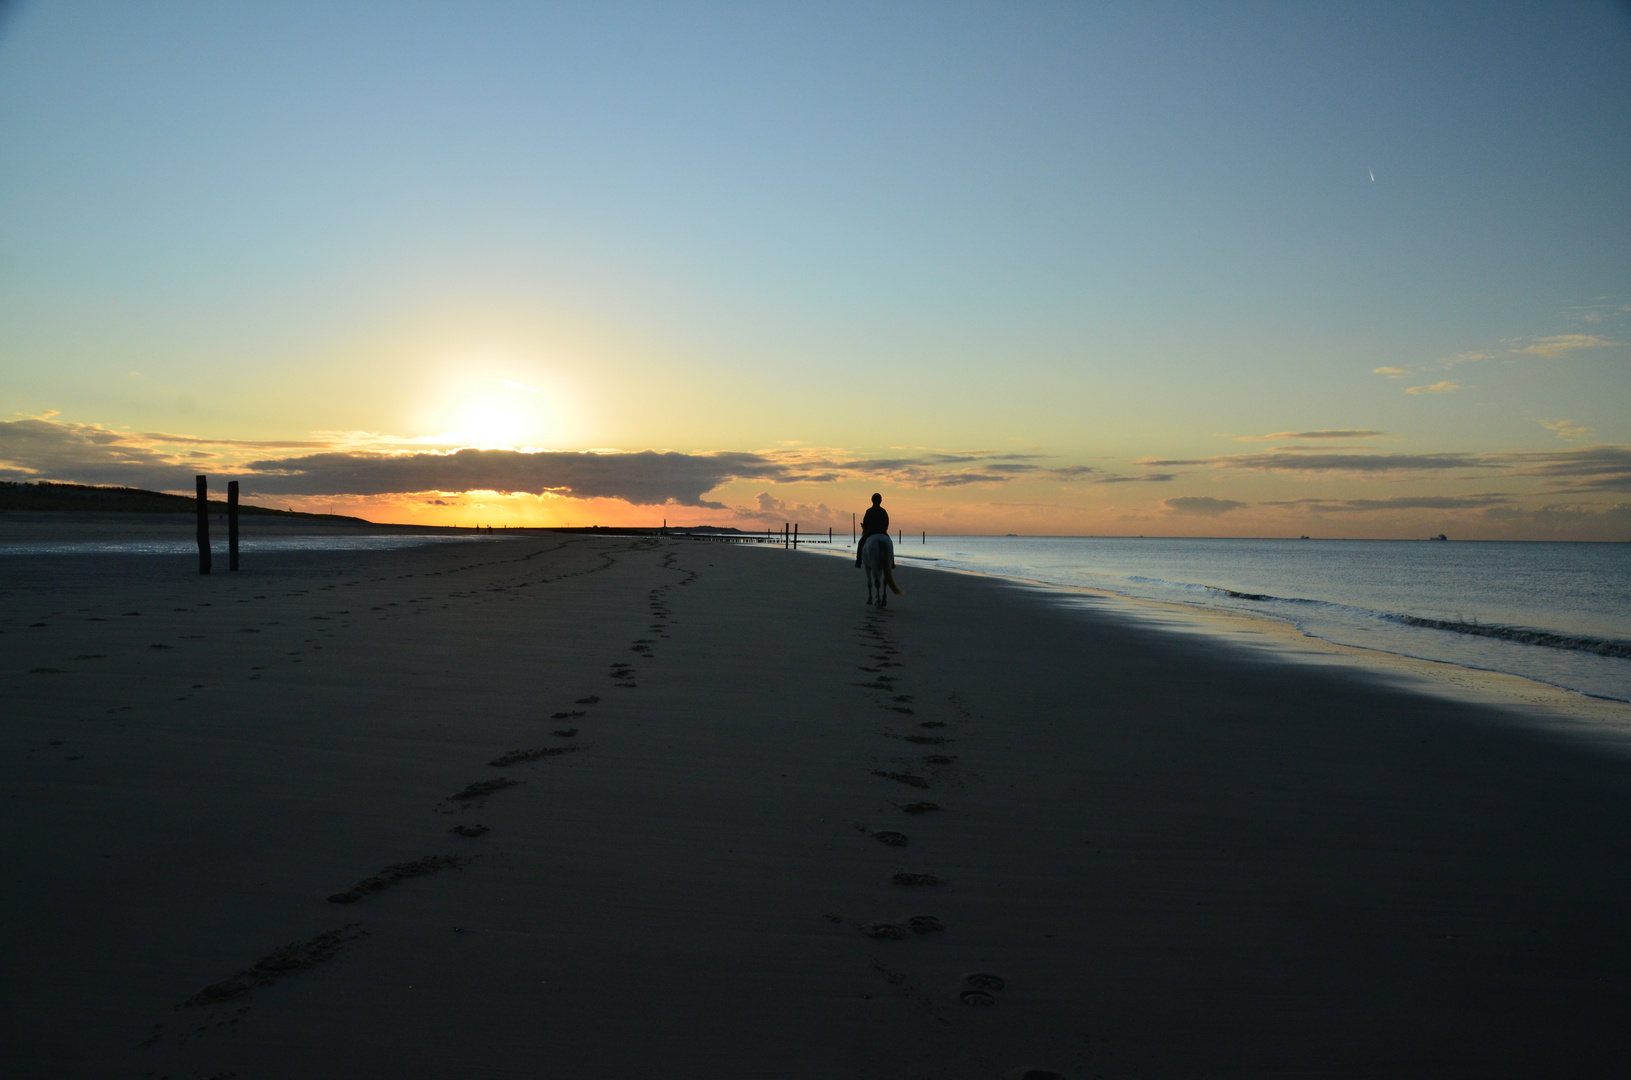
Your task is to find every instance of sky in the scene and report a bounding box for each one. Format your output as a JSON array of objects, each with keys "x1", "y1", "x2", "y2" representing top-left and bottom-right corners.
[{"x1": 1, "y1": 0, "x2": 1628, "y2": 538}]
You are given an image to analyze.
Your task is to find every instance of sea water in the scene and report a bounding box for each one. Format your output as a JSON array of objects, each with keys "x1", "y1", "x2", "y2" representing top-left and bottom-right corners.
[{"x1": 861, "y1": 537, "x2": 1631, "y2": 702}]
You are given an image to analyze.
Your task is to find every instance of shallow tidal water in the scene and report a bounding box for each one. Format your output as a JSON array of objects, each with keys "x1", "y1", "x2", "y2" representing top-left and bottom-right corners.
[{"x1": 828, "y1": 536, "x2": 1631, "y2": 703}]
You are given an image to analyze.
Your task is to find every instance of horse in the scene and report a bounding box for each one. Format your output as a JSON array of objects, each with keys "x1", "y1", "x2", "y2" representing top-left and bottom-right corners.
[{"x1": 861, "y1": 533, "x2": 903, "y2": 607}]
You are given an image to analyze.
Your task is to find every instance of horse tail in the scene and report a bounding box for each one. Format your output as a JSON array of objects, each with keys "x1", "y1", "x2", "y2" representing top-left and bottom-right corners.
[{"x1": 884, "y1": 566, "x2": 902, "y2": 596}]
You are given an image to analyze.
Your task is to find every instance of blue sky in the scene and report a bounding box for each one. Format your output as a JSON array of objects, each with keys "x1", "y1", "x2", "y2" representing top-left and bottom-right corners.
[{"x1": 2, "y1": 1, "x2": 1628, "y2": 535}]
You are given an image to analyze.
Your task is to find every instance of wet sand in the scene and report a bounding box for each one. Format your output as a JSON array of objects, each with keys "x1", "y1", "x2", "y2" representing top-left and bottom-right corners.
[{"x1": 4, "y1": 522, "x2": 1631, "y2": 1078}]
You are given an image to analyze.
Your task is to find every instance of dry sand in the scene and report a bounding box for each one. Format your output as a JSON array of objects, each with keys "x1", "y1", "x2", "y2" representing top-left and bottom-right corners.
[{"x1": 4, "y1": 519, "x2": 1631, "y2": 1078}]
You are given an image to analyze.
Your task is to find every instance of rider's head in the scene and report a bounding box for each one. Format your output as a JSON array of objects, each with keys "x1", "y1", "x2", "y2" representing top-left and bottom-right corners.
[{"x1": 871, "y1": 492, "x2": 882, "y2": 505}]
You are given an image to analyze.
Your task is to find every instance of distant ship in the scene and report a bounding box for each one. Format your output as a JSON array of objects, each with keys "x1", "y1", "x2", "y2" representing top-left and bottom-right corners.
[{"x1": 1429, "y1": 533, "x2": 1448, "y2": 541}]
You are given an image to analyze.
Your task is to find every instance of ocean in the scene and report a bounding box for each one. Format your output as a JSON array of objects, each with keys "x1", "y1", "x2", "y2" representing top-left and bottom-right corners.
[{"x1": 854, "y1": 536, "x2": 1631, "y2": 703}]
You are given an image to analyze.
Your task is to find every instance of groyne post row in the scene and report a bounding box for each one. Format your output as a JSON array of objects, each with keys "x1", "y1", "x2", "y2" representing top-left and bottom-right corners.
[
  {"x1": 195, "y1": 475, "x2": 240, "y2": 574},
  {"x1": 777, "y1": 525, "x2": 924, "y2": 547}
]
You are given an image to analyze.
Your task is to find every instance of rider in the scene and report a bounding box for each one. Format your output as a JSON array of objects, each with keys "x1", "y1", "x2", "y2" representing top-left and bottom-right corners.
[{"x1": 856, "y1": 492, "x2": 891, "y2": 568}]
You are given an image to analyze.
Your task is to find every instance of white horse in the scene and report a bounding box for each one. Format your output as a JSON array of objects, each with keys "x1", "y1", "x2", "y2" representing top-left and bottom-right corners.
[{"x1": 861, "y1": 533, "x2": 902, "y2": 607}]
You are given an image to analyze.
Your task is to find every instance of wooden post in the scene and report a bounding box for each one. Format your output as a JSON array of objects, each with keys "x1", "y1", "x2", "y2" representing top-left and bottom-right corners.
[
  {"x1": 828, "y1": 527, "x2": 832, "y2": 544},
  {"x1": 195, "y1": 475, "x2": 211, "y2": 575},
  {"x1": 228, "y1": 481, "x2": 240, "y2": 570},
  {"x1": 922, "y1": 530, "x2": 925, "y2": 545},
  {"x1": 784, "y1": 522, "x2": 789, "y2": 548},
  {"x1": 852, "y1": 512, "x2": 856, "y2": 540},
  {"x1": 794, "y1": 523, "x2": 799, "y2": 547}
]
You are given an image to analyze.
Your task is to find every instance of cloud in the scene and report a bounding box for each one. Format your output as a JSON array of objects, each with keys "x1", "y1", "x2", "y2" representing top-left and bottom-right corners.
[
  {"x1": 502, "y1": 380, "x2": 541, "y2": 393},
  {"x1": 1262, "y1": 494, "x2": 1514, "y2": 513},
  {"x1": 1097, "y1": 473, "x2": 1176, "y2": 484},
  {"x1": 736, "y1": 492, "x2": 841, "y2": 526},
  {"x1": 0, "y1": 419, "x2": 797, "y2": 507},
  {"x1": 237, "y1": 448, "x2": 790, "y2": 507},
  {"x1": 1236, "y1": 430, "x2": 1387, "y2": 442},
  {"x1": 1491, "y1": 445, "x2": 1631, "y2": 493},
  {"x1": 138, "y1": 431, "x2": 329, "y2": 449},
  {"x1": 1563, "y1": 302, "x2": 1630, "y2": 325},
  {"x1": 1373, "y1": 367, "x2": 1410, "y2": 378},
  {"x1": 1163, "y1": 496, "x2": 1245, "y2": 515},
  {"x1": 1482, "y1": 502, "x2": 1631, "y2": 535},
  {"x1": 1438, "y1": 352, "x2": 1493, "y2": 366},
  {"x1": 0, "y1": 418, "x2": 202, "y2": 489},
  {"x1": 1138, "y1": 451, "x2": 1486, "y2": 473},
  {"x1": 0, "y1": 418, "x2": 1109, "y2": 503},
  {"x1": 1515, "y1": 335, "x2": 1619, "y2": 358},
  {"x1": 817, "y1": 452, "x2": 1093, "y2": 487},
  {"x1": 1540, "y1": 419, "x2": 1593, "y2": 441},
  {"x1": 1405, "y1": 381, "x2": 1460, "y2": 395}
]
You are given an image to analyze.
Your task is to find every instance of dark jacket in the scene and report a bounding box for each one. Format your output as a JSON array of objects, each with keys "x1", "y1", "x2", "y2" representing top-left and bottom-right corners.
[{"x1": 860, "y1": 505, "x2": 889, "y2": 536}]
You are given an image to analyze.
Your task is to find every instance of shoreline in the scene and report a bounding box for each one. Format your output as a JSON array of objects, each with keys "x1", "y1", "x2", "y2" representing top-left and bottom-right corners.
[{"x1": 800, "y1": 541, "x2": 1631, "y2": 731}]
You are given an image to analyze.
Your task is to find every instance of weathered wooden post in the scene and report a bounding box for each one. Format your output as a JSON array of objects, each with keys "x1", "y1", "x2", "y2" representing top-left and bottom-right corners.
[
  {"x1": 228, "y1": 480, "x2": 240, "y2": 571},
  {"x1": 922, "y1": 531, "x2": 925, "y2": 545},
  {"x1": 794, "y1": 523, "x2": 799, "y2": 547},
  {"x1": 195, "y1": 475, "x2": 211, "y2": 575}
]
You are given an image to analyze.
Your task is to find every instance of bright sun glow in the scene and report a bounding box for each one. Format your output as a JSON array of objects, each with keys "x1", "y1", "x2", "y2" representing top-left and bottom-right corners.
[
  {"x1": 422, "y1": 361, "x2": 583, "y2": 448},
  {"x1": 448, "y1": 396, "x2": 535, "y2": 447}
]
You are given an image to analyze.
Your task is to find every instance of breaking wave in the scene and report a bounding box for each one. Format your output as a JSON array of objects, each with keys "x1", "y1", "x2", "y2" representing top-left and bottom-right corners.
[{"x1": 1386, "y1": 614, "x2": 1631, "y2": 660}]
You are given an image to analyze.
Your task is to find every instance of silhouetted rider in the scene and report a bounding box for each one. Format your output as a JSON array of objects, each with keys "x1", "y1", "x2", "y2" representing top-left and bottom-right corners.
[{"x1": 856, "y1": 492, "x2": 890, "y2": 567}]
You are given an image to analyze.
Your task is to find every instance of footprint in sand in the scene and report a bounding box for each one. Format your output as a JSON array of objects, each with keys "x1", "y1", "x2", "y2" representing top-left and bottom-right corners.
[
  {"x1": 892, "y1": 872, "x2": 942, "y2": 886},
  {"x1": 898, "y1": 802, "x2": 941, "y2": 814},
  {"x1": 919, "y1": 721, "x2": 947, "y2": 729},
  {"x1": 861, "y1": 922, "x2": 907, "y2": 940},
  {"x1": 872, "y1": 770, "x2": 929, "y2": 788},
  {"x1": 922, "y1": 754, "x2": 956, "y2": 765},
  {"x1": 908, "y1": 915, "x2": 944, "y2": 934},
  {"x1": 872, "y1": 831, "x2": 909, "y2": 847},
  {"x1": 450, "y1": 824, "x2": 488, "y2": 837},
  {"x1": 551, "y1": 710, "x2": 585, "y2": 719},
  {"x1": 575, "y1": 696, "x2": 600, "y2": 704},
  {"x1": 185, "y1": 925, "x2": 366, "y2": 1007},
  {"x1": 551, "y1": 728, "x2": 579, "y2": 738},
  {"x1": 444, "y1": 778, "x2": 520, "y2": 806},
  {"x1": 489, "y1": 747, "x2": 576, "y2": 766}
]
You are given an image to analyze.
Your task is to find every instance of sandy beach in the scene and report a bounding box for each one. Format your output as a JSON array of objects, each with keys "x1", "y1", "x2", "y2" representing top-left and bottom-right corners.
[{"x1": 5, "y1": 519, "x2": 1631, "y2": 1079}]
